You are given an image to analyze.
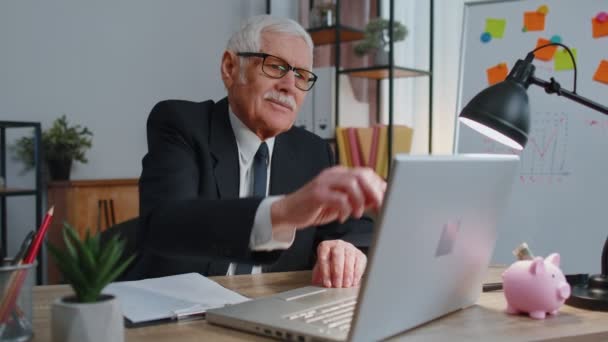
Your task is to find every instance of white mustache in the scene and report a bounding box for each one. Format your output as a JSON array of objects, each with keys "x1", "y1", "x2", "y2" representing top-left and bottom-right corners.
[{"x1": 263, "y1": 91, "x2": 296, "y2": 111}]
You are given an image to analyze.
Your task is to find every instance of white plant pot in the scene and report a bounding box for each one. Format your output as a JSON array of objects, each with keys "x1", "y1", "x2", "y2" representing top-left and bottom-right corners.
[{"x1": 51, "y1": 294, "x2": 124, "y2": 342}]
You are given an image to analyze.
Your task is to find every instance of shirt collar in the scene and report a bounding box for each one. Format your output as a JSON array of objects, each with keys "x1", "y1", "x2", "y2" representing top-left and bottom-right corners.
[{"x1": 228, "y1": 106, "x2": 275, "y2": 165}]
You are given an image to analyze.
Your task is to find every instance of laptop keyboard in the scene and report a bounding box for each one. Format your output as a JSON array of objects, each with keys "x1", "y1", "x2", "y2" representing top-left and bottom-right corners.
[{"x1": 284, "y1": 298, "x2": 357, "y2": 333}]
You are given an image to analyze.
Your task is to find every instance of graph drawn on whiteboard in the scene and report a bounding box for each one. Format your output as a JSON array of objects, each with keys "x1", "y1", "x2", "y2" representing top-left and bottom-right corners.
[{"x1": 482, "y1": 112, "x2": 570, "y2": 184}]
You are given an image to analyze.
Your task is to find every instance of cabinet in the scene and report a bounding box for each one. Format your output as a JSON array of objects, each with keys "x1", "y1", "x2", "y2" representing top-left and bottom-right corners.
[
  {"x1": 0, "y1": 121, "x2": 44, "y2": 283},
  {"x1": 46, "y1": 178, "x2": 138, "y2": 284}
]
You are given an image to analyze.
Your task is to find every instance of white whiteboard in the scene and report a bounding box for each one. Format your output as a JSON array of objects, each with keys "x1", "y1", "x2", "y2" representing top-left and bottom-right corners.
[{"x1": 455, "y1": 0, "x2": 608, "y2": 274}]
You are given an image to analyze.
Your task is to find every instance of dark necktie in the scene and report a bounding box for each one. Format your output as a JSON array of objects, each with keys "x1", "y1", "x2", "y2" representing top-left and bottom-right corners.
[
  {"x1": 252, "y1": 142, "x2": 269, "y2": 198},
  {"x1": 235, "y1": 142, "x2": 269, "y2": 275}
]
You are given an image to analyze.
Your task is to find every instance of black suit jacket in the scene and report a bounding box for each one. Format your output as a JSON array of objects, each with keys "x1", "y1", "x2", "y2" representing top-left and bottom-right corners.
[{"x1": 129, "y1": 98, "x2": 373, "y2": 279}]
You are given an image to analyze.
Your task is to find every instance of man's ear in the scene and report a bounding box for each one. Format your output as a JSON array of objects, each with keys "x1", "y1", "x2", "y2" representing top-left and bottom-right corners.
[{"x1": 221, "y1": 51, "x2": 238, "y2": 88}]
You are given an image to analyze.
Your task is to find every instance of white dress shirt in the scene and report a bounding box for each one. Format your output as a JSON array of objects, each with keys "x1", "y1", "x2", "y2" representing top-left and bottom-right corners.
[{"x1": 226, "y1": 108, "x2": 296, "y2": 275}]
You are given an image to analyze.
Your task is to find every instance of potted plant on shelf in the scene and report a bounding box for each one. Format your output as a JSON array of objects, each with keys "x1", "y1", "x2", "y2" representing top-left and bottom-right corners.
[
  {"x1": 309, "y1": 2, "x2": 337, "y2": 28},
  {"x1": 354, "y1": 18, "x2": 408, "y2": 65},
  {"x1": 47, "y1": 222, "x2": 134, "y2": 342},
  {"x1": 12, "y1": 115, "x2": 93, "y2": 181}
]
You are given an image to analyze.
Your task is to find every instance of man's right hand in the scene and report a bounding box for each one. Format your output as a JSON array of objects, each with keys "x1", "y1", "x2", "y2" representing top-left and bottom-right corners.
[{"x1": 271, "y1": 166, "x2": 386, "y2": 230}]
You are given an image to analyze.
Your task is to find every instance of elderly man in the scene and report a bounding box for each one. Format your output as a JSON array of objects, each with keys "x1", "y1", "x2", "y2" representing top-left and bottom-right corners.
[{"x1": 132, "y1": 15, "x2": 386, "y2": 288}]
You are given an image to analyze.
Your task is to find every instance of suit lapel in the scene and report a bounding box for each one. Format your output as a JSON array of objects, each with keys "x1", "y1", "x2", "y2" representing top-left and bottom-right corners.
[
  {"x1": 270, "y1": 131, "x2": 298, "y2": 195},
  {"x1": 209, "y1": 98, "x2": 240, "y2": 199}
]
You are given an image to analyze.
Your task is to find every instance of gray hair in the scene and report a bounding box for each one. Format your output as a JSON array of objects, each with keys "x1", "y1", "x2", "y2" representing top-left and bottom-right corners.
[{"x1": 226, "y1": 15, "x2": 314, "y2": 82}]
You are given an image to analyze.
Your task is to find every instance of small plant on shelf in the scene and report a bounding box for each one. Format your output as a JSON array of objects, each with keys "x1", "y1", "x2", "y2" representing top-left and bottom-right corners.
[
  {"x1": 354, "y1": 18, "x2": 408, "y2": 58},
  {"x1": 12, "y1": 115, "x2": 93, "y2": 180}
]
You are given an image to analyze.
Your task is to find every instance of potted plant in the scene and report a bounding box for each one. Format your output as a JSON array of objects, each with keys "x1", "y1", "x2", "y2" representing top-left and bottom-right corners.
[
  {"x1": 309, "y1": 2, "x2": 337, "y2": 28},
  {"x1": 47, "y1": 222, "x2": 134, "y2": 342},
  {"x1": 12, "y1": 115, "x2": 93, "y2": 181},
  {"x1": 354, "y1": 18, "x2": 408, "y2": 65}
]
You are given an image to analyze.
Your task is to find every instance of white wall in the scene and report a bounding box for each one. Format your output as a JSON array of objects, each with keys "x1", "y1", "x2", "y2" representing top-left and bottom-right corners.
[
  {"x1": 1, "y1": 0, "x2": 266, "y2": 180},
  {"x1": 0, "y1": 0, "x2": 266, "y2": 268},
  {"x1": 432, "y1": 0, "x2": 486, "y2": 153},
  {"x1": 378, "y1": 0, "x2": 431, "y2": 154},
  {"x1": 0, "y1": 0, "x2": 478, "y2": 274}
]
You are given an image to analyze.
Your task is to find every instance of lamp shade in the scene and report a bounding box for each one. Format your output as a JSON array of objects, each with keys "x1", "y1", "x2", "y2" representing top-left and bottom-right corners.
[{"x1": 459, "y1": 79, "x2": 531, "y2": 150}]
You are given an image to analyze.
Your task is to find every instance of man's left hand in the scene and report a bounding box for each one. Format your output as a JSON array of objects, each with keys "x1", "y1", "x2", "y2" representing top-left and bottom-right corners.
[{"x1": 312, "y1": 240, "x2": 367, "y2": 288}]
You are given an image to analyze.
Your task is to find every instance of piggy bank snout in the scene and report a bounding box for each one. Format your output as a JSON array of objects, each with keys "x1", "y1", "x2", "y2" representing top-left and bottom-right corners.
[{"x1": 558, "y1": 283, "x2": 571, "y2": 299}]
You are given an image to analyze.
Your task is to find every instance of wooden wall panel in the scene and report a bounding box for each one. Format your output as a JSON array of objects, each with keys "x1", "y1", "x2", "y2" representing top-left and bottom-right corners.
[{"x1": 46, "y1": 178, "x2": 138, "y2": 284}]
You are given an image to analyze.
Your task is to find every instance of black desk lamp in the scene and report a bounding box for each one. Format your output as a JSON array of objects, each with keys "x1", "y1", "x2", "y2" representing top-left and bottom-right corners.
[{"x1": 458, "y1": 43, "x2": 608, "y2": 311}]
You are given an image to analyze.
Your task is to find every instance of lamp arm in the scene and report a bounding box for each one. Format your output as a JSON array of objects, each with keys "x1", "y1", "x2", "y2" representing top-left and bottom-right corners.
[
  {"x1": 529, "y1": 76, "x2": 608, "y2": 115},
  {"x1": 529, "y1": 75, "x2": 608, "y2": 276}
]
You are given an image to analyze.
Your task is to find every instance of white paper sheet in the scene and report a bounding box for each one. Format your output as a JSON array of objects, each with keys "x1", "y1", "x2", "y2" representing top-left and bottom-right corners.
[{"x1": 105, "y1": 273, "x2": 249, "y2": 324}]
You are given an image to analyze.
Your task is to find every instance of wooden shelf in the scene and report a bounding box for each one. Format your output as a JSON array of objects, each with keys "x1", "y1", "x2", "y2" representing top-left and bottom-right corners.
[
  {"x1": 0, "y1": 188, "x2": 37, "y2": 197},
  {"x1": 341, "y1": 66, "x2": 431, "y2": 80},
  {"x1": 48, "y1": 178, "x2": 139, "y2": 189},
  {"x1": 307, "y1": 25, "x2": 365, "y2": 46}
]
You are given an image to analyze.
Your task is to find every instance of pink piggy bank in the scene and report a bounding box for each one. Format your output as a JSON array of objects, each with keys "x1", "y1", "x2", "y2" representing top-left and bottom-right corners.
[{"x1": 502, "y1": 253, "x2": 571, "y2": 319}]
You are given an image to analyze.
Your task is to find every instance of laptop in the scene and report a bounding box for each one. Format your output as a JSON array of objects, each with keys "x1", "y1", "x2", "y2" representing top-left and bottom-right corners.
[{"x1": 207, "y1": 154, "x2": 519, "y2": 341}]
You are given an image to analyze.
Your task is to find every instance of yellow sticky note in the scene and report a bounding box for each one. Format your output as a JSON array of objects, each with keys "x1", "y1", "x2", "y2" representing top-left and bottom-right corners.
[
  {"x1": 485, "y1": 18, "x2": 506, "y2": 38},
  {"x1": 554, "y1": 48, "x2": 577, "y2": 71},
  {"x1": 593, "y1": 60, "x2": 608, "y2": 84},
  {"x1": 537, "y1": 5, "x2": 549, "y2": 15}
]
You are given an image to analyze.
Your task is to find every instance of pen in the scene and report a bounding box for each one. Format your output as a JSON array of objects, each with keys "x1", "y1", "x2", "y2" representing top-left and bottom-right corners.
[{"x1": 12, "y1": 231, "x2": 35, "y2": 266}]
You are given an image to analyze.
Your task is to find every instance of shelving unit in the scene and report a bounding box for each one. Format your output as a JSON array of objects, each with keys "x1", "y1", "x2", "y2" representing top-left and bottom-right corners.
[
  {"x1": 307, "y1": 26, "x2": 365, "y2": 45},
  {"x1": 0, "y1": 121, "x2": 44, "y2": 284},
  {"x1": 335, "y1": 0, "x2": 434, "y2": 170},
  {"x1": 265, "y1": 0, "x2": 434, "y2": 171},
  {"x1": 340, "y1": 65, "x2": 430, "y2": 79}
]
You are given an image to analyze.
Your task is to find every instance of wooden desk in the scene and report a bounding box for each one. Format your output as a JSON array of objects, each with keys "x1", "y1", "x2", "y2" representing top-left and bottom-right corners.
[{"x1": 31, "y1": 267, "x2": 608, "y2": 341}]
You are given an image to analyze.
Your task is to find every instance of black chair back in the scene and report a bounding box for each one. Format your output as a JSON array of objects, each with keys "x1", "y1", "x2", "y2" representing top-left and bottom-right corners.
[{"x1": 100, "y1": 217, "x2": 139, "y2": 281}]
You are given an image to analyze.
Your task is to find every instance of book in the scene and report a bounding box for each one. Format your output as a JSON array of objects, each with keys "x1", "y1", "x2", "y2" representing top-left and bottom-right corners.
[
  {"x1": 335, "y1": 127, "x2": 348, "y2": 167},
  {"x1": 375, "y1": 125, "x2": 389, "y2": 178},
  {"x1": 341, "y1": 127, "x2": 353, "y2": 167},
  {"x1": 356, "y1": 127, "x2": 374, "y2": 167},
  {"x1": 374, "y1": 125, "x2": 414, "y2": 178},
  {"x1": 368, "y1": 125, "x2": 380, "y2": 171},
  {"x1": 392, "y1": 125, "x2": 414, "y2": 156},
  {"x1": 104, "y1": 273, "x2": 248, "y2": 327},
  {"x1": 347, "y1": 127, "x2": 362, "y2": 167}
]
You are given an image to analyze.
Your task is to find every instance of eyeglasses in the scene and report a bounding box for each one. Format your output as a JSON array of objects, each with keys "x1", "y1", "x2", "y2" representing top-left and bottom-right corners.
[{"x1": 237, "y1": 52, "x2": 318, "y2": 91}]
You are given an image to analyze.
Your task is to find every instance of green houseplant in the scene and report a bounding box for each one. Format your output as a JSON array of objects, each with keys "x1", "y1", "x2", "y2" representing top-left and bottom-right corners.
[
  {"x1": 12, "y1": 115, "x2": 93, "y2": 180},
  {"x1": 354, "y1": 18, "x2": 408, "y2": 64},
  {"x1": 47, "y1": 222, "x2": 134, "y2": 342}
]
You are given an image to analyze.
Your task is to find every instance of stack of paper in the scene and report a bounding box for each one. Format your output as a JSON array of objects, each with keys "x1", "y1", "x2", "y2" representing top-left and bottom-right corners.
[{"x1": 105, "y1": 273, "x2": 249, "y2": 326}]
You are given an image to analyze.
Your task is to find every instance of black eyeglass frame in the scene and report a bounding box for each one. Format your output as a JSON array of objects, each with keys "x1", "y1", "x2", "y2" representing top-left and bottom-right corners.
[{"x1": 236, "y1": 52, "x2": 318, "y2": 91}]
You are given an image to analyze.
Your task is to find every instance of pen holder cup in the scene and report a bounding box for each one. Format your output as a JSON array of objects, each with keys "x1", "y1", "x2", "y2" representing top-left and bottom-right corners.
[{"x1": 0, "y1": 261, "x2": 36, "y2": 342}]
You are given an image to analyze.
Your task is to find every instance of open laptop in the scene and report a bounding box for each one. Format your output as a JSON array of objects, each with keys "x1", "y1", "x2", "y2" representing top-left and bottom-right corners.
[{"x1": 207, "y1": 154, "x2": 519, "y2": 341}]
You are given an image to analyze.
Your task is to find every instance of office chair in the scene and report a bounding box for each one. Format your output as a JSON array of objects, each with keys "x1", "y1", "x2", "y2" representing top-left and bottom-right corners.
[{"x1": 99, "y1": 217, "x2": 139, "y2": 281}]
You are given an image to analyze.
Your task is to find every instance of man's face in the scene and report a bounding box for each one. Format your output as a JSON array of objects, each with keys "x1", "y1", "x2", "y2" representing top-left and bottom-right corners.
[{"x1": 222, "y1": 31, "x2": 312, "y2": 140}]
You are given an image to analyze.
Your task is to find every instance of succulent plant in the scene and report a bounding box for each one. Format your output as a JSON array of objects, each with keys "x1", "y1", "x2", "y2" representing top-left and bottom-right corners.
[{"x1": 47, "y1": 222, "x2": 135, "y2": 303}]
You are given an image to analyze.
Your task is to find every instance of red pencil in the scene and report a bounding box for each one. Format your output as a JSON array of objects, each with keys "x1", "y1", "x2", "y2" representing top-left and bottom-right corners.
[
  {"x1": 0, "y1": 206, "x2": 54, "y2": 323},
  {"x1": 24, "y1": 206, "x2": 54, "y2": 264}
]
